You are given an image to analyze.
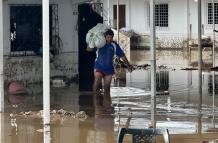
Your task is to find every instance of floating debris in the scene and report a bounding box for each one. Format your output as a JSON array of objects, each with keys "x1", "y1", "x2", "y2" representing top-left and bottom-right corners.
[
  {"x1": 57, "y1": 109, "x2": 66, "y2": 115},
  {"x1": 51, "y1": 110, "x2": 57, "y2": 114},
  {"x1": 205, "y1": 128, "x2": 218, "y2": 133},
  {"x1": 24, "y1": 111, "x2": 32, "y2": 115},
  {"x1": 64, "y1": 111, "x2": 75, "y2": 117},
  {"x1": 75, "y1": 111, "x2": 88, "y2": 121},
  {"x1": 181, "y1": 67, "x2": 198, "y2": 70},
  {"x1": 115, "y1": 63, "x2": 177, "y2": 71},
  {"x1": 190, "y1": 61, "x2": 212, "y2": 70},
  {"x1": 132, "y1": 64, "x2": 150, "y2": 70},
  {"x1": 10, "y1": 113, "x2": 14, "y2": 118},
  {"x1": 10, "y1": 109, "x2": 88, "y2": 122},
  {"x1": 211, "y1": 66, "x2": 218, "y2": 71},
  {"x1": 36, "y1": 129, "x2": 44, "y2": 133},
  {"x1": 158, "y1": 65, "x2": 168, "y2": 69}
]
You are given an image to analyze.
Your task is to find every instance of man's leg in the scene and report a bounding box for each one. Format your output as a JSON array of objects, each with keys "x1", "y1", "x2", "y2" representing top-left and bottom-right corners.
[
  {"x1": 93, "y1": 70, "x2": 103, "y2": 93},
  {"x1": 103, "y1": 75, "x2": 113, "y2": 97},
  {"x1": 103, "y1": 75, "x2": 113, "y2": 108}
]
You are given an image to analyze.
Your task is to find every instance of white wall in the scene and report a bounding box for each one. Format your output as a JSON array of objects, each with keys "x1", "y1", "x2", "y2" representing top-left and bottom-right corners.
[
  {"x1": 103, "y1": 0, "x2": 149, "y2": 34},
  {"x1": 103, "y1": 0, "x2": 217, "y2": 39},
  {"x1": 187, "y1": 0, "x2": 218, "y2": 38},
  {"x1": 103, "y1": 0, "x2": 189, "y2": 35},
  {"x1": 144, "y1": 0, "x2": 188, "y2": 36},
  {"x1": 165, "y1": 0, "x2": 187, "y2": 35},
  {"x1": 129, "y1": 0, "x2": 148, "y2": 34},
  {"x1": 2, "y1": 0, "x2": 79, "y2": 82}
]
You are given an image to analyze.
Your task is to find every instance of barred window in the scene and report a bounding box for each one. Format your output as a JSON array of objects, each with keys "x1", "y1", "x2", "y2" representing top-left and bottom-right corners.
[
  {"x1": 208, "y1": 3, "x2": 218, "y2": 24},
  {"x1": 155, "y1": 3, "x2": 168, "y2": 27},
  {"x1": 10, "y1": 5, "x2": 60, "y2": 56}
]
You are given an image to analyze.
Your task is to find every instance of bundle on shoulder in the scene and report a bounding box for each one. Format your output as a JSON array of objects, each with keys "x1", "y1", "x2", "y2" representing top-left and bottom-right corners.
[{"x1": 86, "y1": 23, "x2": 109, "y2": 48}]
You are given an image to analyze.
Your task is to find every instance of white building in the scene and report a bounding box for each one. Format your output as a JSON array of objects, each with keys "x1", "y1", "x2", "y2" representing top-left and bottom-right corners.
[{"x1": 102, "y1": 0, "x2": 217, "y2": 47}]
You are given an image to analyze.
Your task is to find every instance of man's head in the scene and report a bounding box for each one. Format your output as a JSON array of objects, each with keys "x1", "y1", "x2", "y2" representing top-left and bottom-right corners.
[{"x1": 104, "y1": 29, "x2": 114, "y2": 43}]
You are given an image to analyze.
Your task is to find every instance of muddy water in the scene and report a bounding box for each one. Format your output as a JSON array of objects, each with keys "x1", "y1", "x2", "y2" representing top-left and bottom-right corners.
[{"x1": 1, "y1": 49, "x2": 218, "y2": 143}]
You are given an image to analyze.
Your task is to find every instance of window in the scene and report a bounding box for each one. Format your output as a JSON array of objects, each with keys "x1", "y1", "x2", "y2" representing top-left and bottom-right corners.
[
  {"x1": 10, "y1": 5, "x2": 59, "y2": 56},
  {"x1": 155, "y1": 3, "x2": 168, "y2": 27},
  {"x1": 208, "y1": 3, "x2": 218, "y2": 24},
  {"x1": 113, "y1": 5, "x2": 126, "y2": 29}
]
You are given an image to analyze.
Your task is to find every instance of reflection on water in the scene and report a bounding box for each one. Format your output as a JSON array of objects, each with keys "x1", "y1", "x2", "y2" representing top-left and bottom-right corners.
[
  {"x1": 156, "y1": 70, "x2": 169, "y2": 92},
  {"x1": 1, "y1": 49, "x2": 218, "y2": 142},
  {"x1": 208, "y1": 74, "x2": 218, "y2": 94},
  {"x1": 44, "y1": 125, "x2": 50, "y2": 143}
]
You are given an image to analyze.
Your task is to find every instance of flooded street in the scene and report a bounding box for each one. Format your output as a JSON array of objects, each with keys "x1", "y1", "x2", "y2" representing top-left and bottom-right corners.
[{"x1": 1, "y1": 49, "x2": 218, "y2": 143}]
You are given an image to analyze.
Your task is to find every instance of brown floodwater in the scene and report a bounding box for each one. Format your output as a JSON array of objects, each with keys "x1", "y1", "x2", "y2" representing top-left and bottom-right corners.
[{"x1": 1, "y1": 49, "x2": 218, "y2": 143}]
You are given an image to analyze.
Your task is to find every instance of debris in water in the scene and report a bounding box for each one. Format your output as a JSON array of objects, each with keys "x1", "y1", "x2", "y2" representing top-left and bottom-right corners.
[
  {"x1": 211, "y1": 66, "x2": 218, "y2": 71},
  {"x1": 36, "y1": 129, "x2": 44, "y2": 133},
  {"x1": 181, "y1": 67, "x2": 198, "y2": 70},
  {"x1": 9, "y1": 109, "x2": 88, "y2": 134},
  {"x1": 64, "y1": 111, "x2": 75, "y2": 117},
  {"x1": 10, "y1": 109, "x2": 88, "y2": 124},
  {"x1": 132, "y1": 64, "x2": 150, "y2": 70},
  {"x1": 75, "y1": 111, "x2": 88, "y2": 121},
  {"x1": 57, "y1": 109, "x2": 66, "y2": 115}
]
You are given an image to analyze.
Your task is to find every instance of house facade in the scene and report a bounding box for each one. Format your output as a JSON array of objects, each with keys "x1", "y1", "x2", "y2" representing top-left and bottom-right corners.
[
  {"x1": 103, "y1": 0, "x2": 218, "y2": 47},
  {"x1": 1, "y1": 0, "x2": 87, "y2": 84}
]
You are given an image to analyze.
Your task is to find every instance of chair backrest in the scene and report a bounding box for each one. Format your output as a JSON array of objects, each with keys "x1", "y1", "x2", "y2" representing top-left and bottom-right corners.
[{"x1": 117, "y1": 128, "x2": 170, "y2": 143}]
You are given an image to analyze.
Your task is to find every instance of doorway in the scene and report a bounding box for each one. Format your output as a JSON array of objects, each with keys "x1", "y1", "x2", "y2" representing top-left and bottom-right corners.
[
  {"x1": 78, "y1": 3, "x2": 103, "y2": 91},
  {"x1": 113, "y1": 5, "x2": 126, "y2": 29}
]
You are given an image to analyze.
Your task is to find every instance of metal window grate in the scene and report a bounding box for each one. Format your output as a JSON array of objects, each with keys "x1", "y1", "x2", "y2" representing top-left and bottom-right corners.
[
  {"x1": 208, "y1": 3, "x2": 218, "y2": 24},
  {"x1": 10, "y1": 4, "x2": 60, "y2": 57},
  {"x1": 155, "y1": 3, "x2": 168, "y2": 27}
]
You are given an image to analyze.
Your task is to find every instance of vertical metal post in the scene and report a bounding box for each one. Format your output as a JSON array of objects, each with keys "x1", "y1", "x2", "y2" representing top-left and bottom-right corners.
[
  {"x1": 0, "y1": 0, "x2": 4, "y2": 112},
  {"x1": 187, "y1": 0, "x2": 190, "y2": 41},
  {"x1": 212, "y1": 1, "x2": 216, "y2": 117},
  {"x1": 212, "y1": 0, "x2": 215, "y2": 67},
  {"x1": 42, "y1": 0, "x2": 50, "y2": 125},
  {"x1": 116, "y1": 0, "x2": 120, "y2": 115},
  {"x1": 150, "y1": 0, "x2": 156, "y2": 128},
  {"x1": 212, "y1": 71, "x2": 215, "y2": 116},
  {"x1": 198, "y1": 0, "x2": 202, "y2": 111},
  {"x1": 107, "y1": 0, "x2": 110, "y2": 26},
  {"x1": 117, "y1": 0, "x2": 119, "y2": 43},
  {"x1": 186, "y1": 0, "x2": 191, "y2": 65},
  {"x1": 0, "y1": 1, "x2": 5, "y2": 142}
]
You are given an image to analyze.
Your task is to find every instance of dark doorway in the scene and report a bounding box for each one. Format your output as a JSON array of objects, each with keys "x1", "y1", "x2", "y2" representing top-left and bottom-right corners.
[
  {"x1": 78, "y1": 4, "x2": 103, "y2": 91},
  {"x1": 113, "y1": 5, "x2": 126, "y2": 29}
]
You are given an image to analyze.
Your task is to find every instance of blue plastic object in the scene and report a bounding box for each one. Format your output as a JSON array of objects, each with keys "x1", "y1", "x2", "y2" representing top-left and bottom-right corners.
[{"x1": 117, "y1": 128, "x2": 170, "y2": 143}]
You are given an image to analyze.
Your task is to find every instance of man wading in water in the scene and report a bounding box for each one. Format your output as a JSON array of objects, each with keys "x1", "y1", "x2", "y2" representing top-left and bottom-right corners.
[{"x1": 87, "y1": 29, "x2": 132, "y2": 106}]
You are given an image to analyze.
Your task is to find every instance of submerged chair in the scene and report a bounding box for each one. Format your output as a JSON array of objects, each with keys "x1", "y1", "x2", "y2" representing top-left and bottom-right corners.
[{"x1": 117, "y1": 128, "x2": 170, "y2": 143}]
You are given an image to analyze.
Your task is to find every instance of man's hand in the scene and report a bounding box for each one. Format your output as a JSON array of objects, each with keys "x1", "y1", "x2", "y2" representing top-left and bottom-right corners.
[
  {"x1": 127, "y1": 64, "x2": 133, "y2": 72},
  {"x1": 120, "y1": 55, "x2": 133, "y2": 72},
  {"x1": 86, "y1": 46, "x2": 93, "y2": 51}
]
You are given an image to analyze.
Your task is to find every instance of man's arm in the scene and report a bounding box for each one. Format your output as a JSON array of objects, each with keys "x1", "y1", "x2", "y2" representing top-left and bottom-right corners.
[{"x1": 113, "y1": 42, "x2": 133, "y2": 72}]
